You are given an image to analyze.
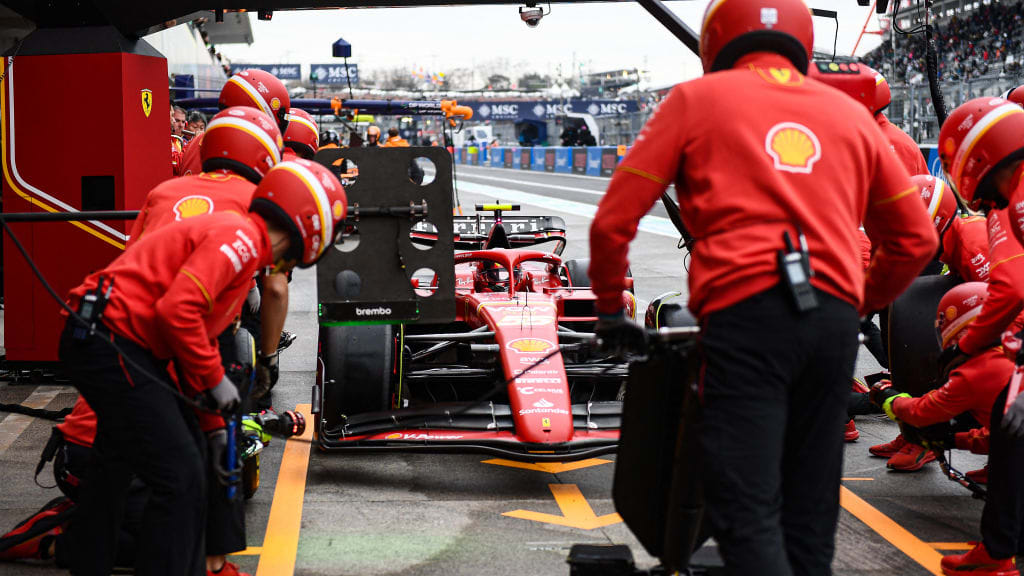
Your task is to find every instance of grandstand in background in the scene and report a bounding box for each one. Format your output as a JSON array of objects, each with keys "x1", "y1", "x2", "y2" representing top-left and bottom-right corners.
[{"x1": 860, "y1": 0, "x2": 1023, "y2": 143}]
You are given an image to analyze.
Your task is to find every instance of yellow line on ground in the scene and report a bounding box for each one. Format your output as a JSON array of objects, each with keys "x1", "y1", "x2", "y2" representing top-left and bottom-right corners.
[
  {"x1": 482, "y1": 458, "x2": 613, "y2": 473},
  {"x1": 502, "y1": 484, "x2": 622, "y2": 530},
  {"x1": 928, "y1": 542, "x2": 972, "y2": 551},
  {"x1": 840, "y1": 486, "x2": 944, "y2": 575},
  {"x1": 841, "y1": 477, "x2": 875, "y2": 481},
  {"x1": 256, "y1": 404, "x2": 313, "y2": 576},
  {"x1": 229, "y1": 546, "x2": 263, "y2": 556},
  {"x1": 0, "y1": 387, "x2": 64, "y2": 455}
]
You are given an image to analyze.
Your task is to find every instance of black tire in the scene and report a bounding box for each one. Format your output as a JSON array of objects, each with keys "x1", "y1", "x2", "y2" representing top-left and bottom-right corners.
[
  {"x1": 319, "y1": 324, "x2": 394, "y2": 430},
  {"x1": 564, "y1": 258, "x2": 591, "y2": 288}
]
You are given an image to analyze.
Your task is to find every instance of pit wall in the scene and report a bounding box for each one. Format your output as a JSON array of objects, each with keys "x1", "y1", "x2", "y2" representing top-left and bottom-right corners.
[
  {"x1": 453, "y1": 146, "x2": 630, "y2": 177},
  {"x1": 453, "y1": 145, "x2": 944, "y2": 178}
]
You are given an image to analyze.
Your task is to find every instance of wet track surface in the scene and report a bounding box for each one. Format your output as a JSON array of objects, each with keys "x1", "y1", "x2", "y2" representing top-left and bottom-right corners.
[{"x1": 0, "y1": 164, "x2": 993, "y2": 575}]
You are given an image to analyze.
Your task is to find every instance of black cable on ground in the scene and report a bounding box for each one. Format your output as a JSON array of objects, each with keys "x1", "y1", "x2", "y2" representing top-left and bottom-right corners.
[{"x1": 0, "y1": 402, "x2": 71, "y2": 421}]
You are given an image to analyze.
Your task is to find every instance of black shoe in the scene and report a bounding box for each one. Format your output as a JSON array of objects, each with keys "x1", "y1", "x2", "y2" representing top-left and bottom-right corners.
[{"x1": 277, "y1": 331, "x2": 297, "y2": 353}]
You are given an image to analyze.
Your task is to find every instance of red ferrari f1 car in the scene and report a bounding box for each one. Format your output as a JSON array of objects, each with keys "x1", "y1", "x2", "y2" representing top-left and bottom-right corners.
[{"x1": 313, "y1": 204, "x2": 637, "y2": 461}]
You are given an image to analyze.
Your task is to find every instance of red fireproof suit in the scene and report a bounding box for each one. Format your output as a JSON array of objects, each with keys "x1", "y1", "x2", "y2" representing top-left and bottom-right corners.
[
  {"x1": 66, "y1": 212, "x2": 272, "y2": 396},
  {"x1": 589, "y1": 53, "x2": 937, "y2": 318},
  {"x1": 128, "y1": 172, "x2": 255, "y2": 247}
]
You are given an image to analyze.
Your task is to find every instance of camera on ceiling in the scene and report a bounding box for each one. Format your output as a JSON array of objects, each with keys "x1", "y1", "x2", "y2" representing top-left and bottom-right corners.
[{"x1": 519, "y1": 3, "x2": 550, "y2": 28}]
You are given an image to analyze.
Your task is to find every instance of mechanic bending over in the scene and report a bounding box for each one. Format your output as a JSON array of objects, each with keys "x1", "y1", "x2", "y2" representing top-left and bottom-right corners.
[
  {"x1": 1, "y1": 104, "x2": 289, "y2": 576},
  {"x1": 932, "y1": 95, "x2": 1024, "y2": 575},
  {"x1": 128, "y1": 105, "x2": 284, "y2": 575},
  {"x1": 54, "y1": 159, "x2": 347, "y2": 576},
  {"x1": 178, "y1": 69, "x2": 296, "y2": 401},
  {"x1": 589, "y1": 0, "x2": 937, "y2": 573},
  {"x1": 869, "y1": 283, "x2": 1010, "y2": 492},
  {"x1": 1, "y1": 328, "x2": 257, "y2": 573}
]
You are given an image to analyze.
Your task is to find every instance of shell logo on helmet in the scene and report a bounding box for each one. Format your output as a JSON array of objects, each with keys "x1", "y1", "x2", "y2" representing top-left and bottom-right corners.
[
  {"x1": 765, "y1": 122, "x2": 821, "y2": 174},
  {"x1": 172, "y1": 195, "x2": 214, "y2": 220}
]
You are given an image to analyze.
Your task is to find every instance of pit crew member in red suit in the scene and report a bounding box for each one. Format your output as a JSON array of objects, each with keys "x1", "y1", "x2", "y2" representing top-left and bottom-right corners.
[
  {"x1": 179, "y1": 87, "x2": 294, "y2": 395},
  {"x1": 871, "y1": 70, "x2": 930, "y2": 176},
  {"x1": 57, "y1": 159, "x2": 347, "y2": 576},
  {"x1": 282, "y1": 108, "x2": 320, "y2": 161},
  {"x1": 870, "y1": 281, "x2": 1011, "y2": 486},
  {"x1": 588, "y1": 1, "x2": 937, "y2": 573},
  {"x1": 181, "y1": 69, "x2": 291, "y2": 177},
  {"x1": 934, "y1": 96, "x2": 1024, "y2": 574},
  {"x1": 870, "y1": 174, "x2": 1017, "y2": 472}
]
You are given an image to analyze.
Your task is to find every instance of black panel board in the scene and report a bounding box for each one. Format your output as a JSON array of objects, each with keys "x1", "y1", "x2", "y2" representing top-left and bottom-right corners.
[{"x1": 313, "y1": 146, "x2": 454, "y2": 326}]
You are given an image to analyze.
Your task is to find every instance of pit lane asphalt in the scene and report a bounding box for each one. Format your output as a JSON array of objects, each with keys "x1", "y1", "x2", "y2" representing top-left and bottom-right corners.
[{"x1": 0, "y1": 164, "x2": 991, "y2": 575}]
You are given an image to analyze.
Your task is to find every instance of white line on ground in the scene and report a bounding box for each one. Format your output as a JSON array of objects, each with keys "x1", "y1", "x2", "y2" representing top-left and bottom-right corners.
[
  {"x1": 0, "y1": 387, "x2": 64, "y2": 455},
  {"x1": 457, "y1": 171, "x2": 605, "y2": 196},
  {"x1": 455, "y1": 179, "x2": 680, "y2": 239}
]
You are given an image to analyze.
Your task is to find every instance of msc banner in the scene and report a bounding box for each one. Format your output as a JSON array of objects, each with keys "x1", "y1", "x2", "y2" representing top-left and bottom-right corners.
[
  {"x1": 311, "y1": 63, "x2": 360, "y2": 85},
  {"x1": 462, "y1": 99, "x2": 641, "y2": 121},
  {"x1": 232, "y1": 64, "x2": 302, "y2": 80}
]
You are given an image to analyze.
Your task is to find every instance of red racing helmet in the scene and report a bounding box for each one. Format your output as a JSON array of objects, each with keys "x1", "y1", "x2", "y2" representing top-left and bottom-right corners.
[
  {"x1": 249, "y1": 159, "x2": 348, "y2": 269},
  {"x1": 938, "y1": 97, "x2": 1024, "y2": 210},
  {"x1": 1002, "y1": 85, "x2": 1024, "y2": 107},
  {"x1": 913, "y1": 174, "x2": 957, "y2": 237},
  {"x1": 935, "y1": 282, "x2": 988, "y2": 348},
  {"x1": 201, "y1": 106, "x2": 283, "y2": 184},
  {"x1": 700, "y1": 0, "x2": 814, "y2": 74},
  {"x1": 808, "y1": 61, "x2": 875, "y2": 111},
  {"x1": 220, "y1": 69, "x2": 291, "y2": 133},
  {"x1": 871, "y1": 66, "x2": 892, "y2": 114},
  {"x1": 283, "y1": 108, "x2": 319, "y2": 160}
]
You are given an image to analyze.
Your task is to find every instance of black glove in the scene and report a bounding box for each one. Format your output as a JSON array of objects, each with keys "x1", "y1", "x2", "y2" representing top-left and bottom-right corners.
[
  {"x1": 918, "y1": 422, "x2": 957, "y2": 451},
  {"x1": 1003, "y1": 391, "x2": 1024, "y2": 438},
  {"x1": 207, "y1": 429, "x2": 240, "y2": 486},
  {"x1": 937, "y1": 343, "x2": 969, "y2": 381},
  {"x1": 208, "y1": 375, "x2": 241, "y2": 412},
  {"x1": 253, "y1": 352, "x2": 279, "y2": 399},
  {"x1": 595, "y1": 311, "x2": 647, "y2": 359}
]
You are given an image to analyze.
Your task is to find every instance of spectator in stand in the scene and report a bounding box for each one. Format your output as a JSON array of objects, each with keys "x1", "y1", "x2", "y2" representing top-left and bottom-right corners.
[{"x1": 862, "y1": 0, "x2": 1024, "y2": 83}]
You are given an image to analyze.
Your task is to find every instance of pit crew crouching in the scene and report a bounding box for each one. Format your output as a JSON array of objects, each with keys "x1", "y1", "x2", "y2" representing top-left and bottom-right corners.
[
  {"x1": 869, "y1": 175, "x2": 1024, "y2": 472},
  {"x1": 872, "y1": 283, "x2": 1018, "y2": 576},
  {"x1": 56, "y1": 159, "x2": 347, "y2": 576},
  {"x1": 870, "y1": 282, "x2": 1010, "y2": 459},
  {"x1": 588, "y1": 0, "x2": 937, "y2": 572},
  {"x1": 931, "y1": 96, "x2": 1024, "y2": 574}
]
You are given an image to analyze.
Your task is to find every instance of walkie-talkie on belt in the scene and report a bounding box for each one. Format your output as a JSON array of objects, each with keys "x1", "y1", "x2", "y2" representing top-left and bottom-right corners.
[
  {"x1": 778, "y1": 230, "x2": 818, "y2": 313},
  {"x1": 73, "y1": 275, "x2": 114, "y2": 340}
]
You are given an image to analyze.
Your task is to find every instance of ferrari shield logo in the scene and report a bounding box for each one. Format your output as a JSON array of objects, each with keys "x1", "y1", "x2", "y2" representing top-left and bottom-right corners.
[{"x1": 140, "y1": 89, "x2": 153, "y2": 118}]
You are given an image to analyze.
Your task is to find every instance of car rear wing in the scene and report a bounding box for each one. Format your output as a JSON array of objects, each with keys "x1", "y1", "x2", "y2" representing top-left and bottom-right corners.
[{"x1": 411, "y1": 215, "x2": 568, "y2": 253}]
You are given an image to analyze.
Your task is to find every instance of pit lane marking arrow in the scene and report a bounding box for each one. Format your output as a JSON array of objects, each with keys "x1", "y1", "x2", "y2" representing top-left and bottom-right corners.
[
  {"x1": 482, "y1": 458, "x2": 612, "y2": 473},
  {"x1": 502, "y1": 484, "x2": 622, "y2": 530}
]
